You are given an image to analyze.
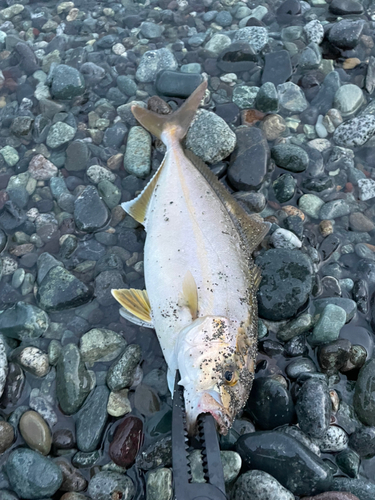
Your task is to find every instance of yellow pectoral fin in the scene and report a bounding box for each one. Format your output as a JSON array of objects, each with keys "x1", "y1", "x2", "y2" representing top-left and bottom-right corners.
[
  {"x1": 111, "y1": 288, "x2": 152, "y2": 324},
  {"x1": 179, "y1": 270, "x2": 198, "y2": 320}
]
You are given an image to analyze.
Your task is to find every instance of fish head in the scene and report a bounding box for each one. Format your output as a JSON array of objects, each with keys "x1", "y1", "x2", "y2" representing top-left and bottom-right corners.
[{"x1": 175, "y1": 315, "x2": 256, "y2": 435}]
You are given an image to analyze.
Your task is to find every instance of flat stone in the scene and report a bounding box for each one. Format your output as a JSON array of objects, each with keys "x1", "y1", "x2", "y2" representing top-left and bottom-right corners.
[
  {"x1": 319, "y1": 199, "x2": 352, "y2": 219},
  {"x1": 46, "y1": 122, "x2": 75, "y2": 149},
  {"x1": 271, "y1": 144, "x2": 309, "y2": 172},
  {"x1": 256, "y1": 249, "x2": 313, "y2": 321},
  {"x1": 354, "y1": 358, "x2": 375, "y2": 426},
  {"x1": 331, "y1": 477, "x2": 375, "y2": 500},
  {"x1": 328, "y1": 20, "x2": 364, "y2": 50},
  {"x1": 109, "y1": 416, "x2": 143, "y2": 468},
  {"x1": 76, "y1": 385, "x2": 109, "y2": 452},
  {"x1": 6, "y1": 448, "x2": 63, "y2": 499},
  {"x1": 155, "y1": 70, "x2": 203, "y2": 98},
  {"x1": 296, "y1": 378, "x2": 331, "y2": 439},
  {"x1": 146, "y1": 468, "x2": 173, "y2": 500},
  {"x1": 228, "y1": 127, "x2": 268, "y2": 190},
  {"x1": 236, "y1": 431, "x2": 332, "y2": 496},
  {"x1": 262, "y1": 50, "x2": 292, "y2": 86},
  {"x1": 135, "y1": 48, "x2": 177, "y2": 83},
  {"x1": 80, "y1": 328, "x2": 126, "y2": 365},
  {"x1": 299, "y1": 194, "x2": 325, "y2": 219},
  {"x1": 124, "y1": 126, "x2": 151, "y2": 178},
  {"x1": 74, "y1": 185, "x2": 109, "y2": 232},
  {"x1": 65, "y1": 141, "x2": 89, "y2": 172},
  {"x1": 277, "y1": 82, "x2": 308, "y2": 114},
  {"x1": 50, "y1": 64, "x2": 85, "y2": 100},
  {"x1": 0, "y1": 302, "x2": 49, "y2": 340},
  {"x1": 309, "y1": 304, "x2": 347, "y2": 345},
  {"x1": 28, "y1": 154, "x2": 58, "y2": 180},
  {"x1": 330, "y1": 0, "x2": 364, "y2": 14},
  {"x1": 334, "y1": 85, "x2": 364, "y2": 118},
  {"x1": 19, "y1": 410, "x2": 52, "y2": 455},
  {"x1": 232, "y1": 470, "x2": 294, "y2": 500}
]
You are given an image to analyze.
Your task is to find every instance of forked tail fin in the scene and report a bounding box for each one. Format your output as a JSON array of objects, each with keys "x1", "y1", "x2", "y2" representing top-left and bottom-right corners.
[{"x1": 131, "y1": 79, "x2": 207, "y2": 146}]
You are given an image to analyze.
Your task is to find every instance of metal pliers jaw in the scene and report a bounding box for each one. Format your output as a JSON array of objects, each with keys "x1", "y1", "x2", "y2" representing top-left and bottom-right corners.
[{"x1": 171, "y1": 371, "x2": 228, "y2": 500}]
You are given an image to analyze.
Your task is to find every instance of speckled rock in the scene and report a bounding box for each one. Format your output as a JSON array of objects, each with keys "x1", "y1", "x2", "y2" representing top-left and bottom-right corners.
[
  {"x1": 186, "y1": 109, "x2": 236, "y2": 164},
  {"x1": 135, "y1": 48, "x2": 177, "y2": 83},
  {"x1": 233, "y1": 27, "x2": 269, "y2": 53},
  {"x1": 124, "y1": 126, "x2": 151, "y2": 178},
  {"x1": 231, "y1": 470, "x2": 295, "y2": 500},
  {"x1": 0, "y1": 335, "x2": 7, "y2": 398},
  {"x1": 0, "y1": 302, "x2": 49, "y2": 340},
  {"x1": 87, "y1": 471, "x2": 135, "y2": 500},
  {"x1": 80, "y1": 328, "x2": 126, "y2": 365},
  {"x1": 46, "y1": 122, "x2": 75, "y2": 149},
  {"x1": 333, "y1": 115, "x2": 375, "y2": 147}
]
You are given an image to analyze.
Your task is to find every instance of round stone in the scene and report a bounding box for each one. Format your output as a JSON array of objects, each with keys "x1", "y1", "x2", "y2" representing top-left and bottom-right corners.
[
  {"x1": 19, "y1": 410, "x2": 52, "y2": 455},
  {"x1": 255, "y1": 249, "x2": 313, "y2": 321},
  {"x1": 334, "y1": 85, "x2": 364, "y2": 118},
  {"x1": 88, "y1": 472, "x2": 135, "y2": 500},
  {"x1": 0, "y1": 420, "x2": 14, "y2": 454}
]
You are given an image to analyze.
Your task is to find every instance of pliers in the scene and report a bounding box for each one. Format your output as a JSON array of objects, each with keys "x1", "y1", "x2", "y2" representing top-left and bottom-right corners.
[{"x1": 172, "y1": 371, "x2": 228, "y2": 500}]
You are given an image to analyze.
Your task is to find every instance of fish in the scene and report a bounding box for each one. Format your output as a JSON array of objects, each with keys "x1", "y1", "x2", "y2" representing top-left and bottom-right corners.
[{"x1": 112, "y1": 80, "x2": 270, "y2": 435}]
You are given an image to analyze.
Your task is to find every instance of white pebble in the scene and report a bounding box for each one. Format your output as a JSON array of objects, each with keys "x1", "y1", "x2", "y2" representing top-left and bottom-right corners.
[
  {"x1": 319, "y1": 425, "x2": 349, "y2": 452},
  {"x1": 358, "y1": 178, "x2": 375, "y2": 201},
  {"x1": 270, "y1": 228, "x2": 302, "y2": 249},
  {"x1": 19, "y1": 347, "x2": 49, "y2": 377},
  {"x1": 315, "y1": 115, "x2": 328, "y2": 138},
  {"x1": 112, "y1": 43, "x2": 126, "y2": 55},
  {"x1": 87, "y1": 165, "x2": 116, "y2": 184}
]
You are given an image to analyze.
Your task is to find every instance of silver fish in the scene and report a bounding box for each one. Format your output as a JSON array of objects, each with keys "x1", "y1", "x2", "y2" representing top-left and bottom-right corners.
[{"x1": 112, "y1": 80, "x2": 269, "y2": 434}]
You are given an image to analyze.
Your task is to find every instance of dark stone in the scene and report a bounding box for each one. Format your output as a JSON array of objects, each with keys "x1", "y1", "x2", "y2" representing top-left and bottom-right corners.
[
  {"x1": 349, "y1": 427, "x2": 375, "y2": 458},
  {"x1": 271, "y1": 144, "x2": 309, "y2": 173},
  {"x1": 109, "y1": 416, "x2": 144, "y2": 467},
  {"x1": 318, "y1": 339, "x2": 351, "y2": 374},
  {"x1": 331, "y1": 477, "x2": 375, "y2": 500},
  {"x1": 336, "y1": 448, "x2": 360, "y2": 478},
  {"x1": 328, "y1": 20, "x2": 365, "y2": 50},
  {"x1": 53, "y1": 429, "x2": 76, "y2": 450},
  {"x1": 76, "y1": 386, "x2": 109, "y2": 452},
  {"x1": 74, "y1": 186, "x2": 109, "y2": 232},
  {"x1": 0, "y1": 363, "x2": 25, "y2": 408},
  {"x1": 262, "y1": 50, "x2": 292, "y2": 86},
  {"x1": 56, "y1": 343, "x2": 91, "y2": 415},
  {"x1": 214, "y1": 102, "x2": 241, "y2": 125},
  {"x1": 95, "y1": 270, "x2": 126, "y2": 307},
  {"x1": 273, "y1": 173, "x2": 297, "y2": 203},
  {"x1": 217, "y1": 42, "x2": 258, "y2": 73},
  {"x1": 296, "y1": 377, "x2": 331, "y2": 439},
  {"x1": 0, "y1": 302, "x2": 48, "y2": 340},
  {"x1": 255, "y1": 82, "x2": 279, "y2": 113},
  {"x1": 311, "y1": 71, "x2": 341, "y2": 114},
  {"x1": 37, "y1": 266, "x2": 92, "y2": 312},
  {"x1": 276, "y1": 0, "x2": 301, "y2": 23},
  {"x1": 155, "y1": 70, "x2": 203, "y2": 98},
  {"x1": 75, "y1": 239, "x2": 106, "y2": 261},
  {"x1": 51, "y1": 65, "x2": 85, "y2": 100},
  {"x1": 14, "y1": 42, "x2": 39, "y2": 75},
  {"x1": 319, "y1": 234, "x2": 341, "y2": 261},
  {"x1": 352, "y1": 279, "x2": 368, "y2": 314},
  {"x1": 246, "y1": 376, "x2": 295, "y2": 430},
  {"x1": 329, "y1": 0, "x2": 364, "y2": 15},
  {"x1": 354, "y1": 358, "x2": 375, "y2": 426},
  {"x1": 236, "y1": 431, "x2": 332, "y2": 496},
  {"x1": 227, "y1": 127, "x2": 269, "y2": 190},
  {"x1": 302, "y1": 176, "x2": 334, "y2": 192},
  {"x1": 0, "y1": 201, "x2": 26, "y2": 231},
  {"x1": 65, "y1": 141, "x2": 90, "y2": 172},
  {"x1": 103, "y1": 122, "x2": 128, "y2": 149},
  {"x1": 255, "y1": 249, "x2": 313, "y2": 321}
]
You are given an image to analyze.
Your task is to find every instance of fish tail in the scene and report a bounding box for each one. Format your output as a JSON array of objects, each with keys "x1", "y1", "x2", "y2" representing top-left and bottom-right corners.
[{"x1": 131, "y1": 79, "x2": 207, "y2": 146}]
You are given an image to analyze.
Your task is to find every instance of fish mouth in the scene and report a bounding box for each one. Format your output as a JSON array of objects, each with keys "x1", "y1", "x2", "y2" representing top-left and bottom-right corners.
[{"x1": 185, "y1": 390, "x2": 232, "y2": 436}]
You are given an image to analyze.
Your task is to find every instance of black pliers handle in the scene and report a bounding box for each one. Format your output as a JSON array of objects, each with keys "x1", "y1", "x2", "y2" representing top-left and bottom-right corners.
[{"x1": 171, "y1": 371, "x2": 228, "y2": 500}]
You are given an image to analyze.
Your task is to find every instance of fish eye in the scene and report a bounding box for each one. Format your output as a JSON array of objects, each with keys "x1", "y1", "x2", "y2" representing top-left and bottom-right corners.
[{"x1": 223, "y1": 366, "x2": 238, "y2": 386}]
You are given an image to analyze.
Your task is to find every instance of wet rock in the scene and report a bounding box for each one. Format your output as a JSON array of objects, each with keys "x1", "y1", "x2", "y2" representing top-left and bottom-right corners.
[
  {"x1": 55, "y1": 459, "x2": 87, "y2": 492},
  {"x1": 246, "y1": 376, "x2": 295, "y2": 430},
  {"x1": 6, "y1": 448, "x2": 63, "y2": 499},
  {"x1": 136, "y1": 48, "x2": 177, "y2": 83},
  {"x1": 0, "y1": 302, "x2": 49, "y2": 340},
  {"x1": 50, "y1": 65, "x2": 85, "y2": 100},
  {"x1": 309, "y1": 304, "x2": 346, "y2": 346},
  {"x1": 17, "y1": 346, "x2": 49, "y2": 377},
  {"x1": 227, "y1": 127, "x2": 268, "y2": 190},
  {"x1": 123, "y1": 126, "x2": 151, "y2": 178},
  {"x1": 353, "y1": 358, "x2": 375, "y2": 426},
  {"x1": 358, "y1": 178, "x2": 375, "y2": 201},
  {"x1": 330, "y1": 0, "x2": 364, "y2": 14},
  {"x1": 88, "y1": 471, "x2": 135, "y2": 500},
  {"x1": 299, "y1": 43, "x2": 322, "y2": 70},
  {"x1": 65, "y1": 141, "x2": 89, "y2": 172},
  {"x1": 270, "y1": 228, "x2": 302, "y2": 249},
  {"x1": 56, "y1": 344, "x2": 91, "y2": 415},
  {"x1": 304, "y1": 20, "x2": 324, "y2": 45},
  {"x1": 334, "y1": 85, "x2": 364, "y2": 119},
  {"x1": 349, "y1": 426, "x2": 375, "y2": 458},
  {"x1": 318, "y1": 339, "x2": 351, "y2": 373},
  {"x1": 319, "y1": 426, "x2": 349, "y2": 453},
  {"x1": 333, "y1": 116, "x2": 375, "y2": 147},
  {"x1": 136, "y1": 435, "x2": 172, "y2": 470},
  {"x1": 233, "y1": 26, "x2": 269, "y2": 54},
  {"x1": 189, "y1": 449, "x2": 241, "y2": 485},
  {"x1": 155, "y1": 70, "x2": 203, "y2": 98},
  {"x1": 107, "y1": 389, "x2": 132, "y2": 417},
  {"x1": 231, "y1": 469, "x2": 294, "y2": 500},
  {"x1": 236, "y1": 431, "x2": 332, "y2": 496},
  {"x1": 19, "y1": 410, "x2": 51, "y2": 455},
  {"x1": 53, "y1": 428, "x2": 75, "y2": 451},
  {"x1": 311, "y1": 72, "x2": 341, "y2": 116},
  {"x1": 80, "y1": 328, "x2": 126, "y2": 365},
  {"x1": 217, "y1": 42, "x2": 257, "y2": 73},
  {"x1": 260, "y1": 114, "x2": 286, "y2": 141},
  {"x1": 286, "y1": 358, "x2": 316, "y2": 379},
  {"x1": 273, "y1": 174, "x2": 297, "y2": 203},
  {"x1": 28, "y1": 155, "x2": 57, "y2": 181},
  {"x1": 271, "y1": 144, "x2": 309, "y2": 173},
  {"x1": 256, "y1": 82, "x2": 279, "y2": 113},
  {"x1": 109, "y1": 416, "x2": 143, "y2": 467},
  {"x1": 336, "y1": 448, "x2": 360, "y2": 478},
  {"x1": 0, "y1": 420, "x2": 14, "y2": 454},
  {"x1": 301, "y1": 493, "x2": 360, "y2": 500},
  {"x1": 107, "y1": 344, "x2": 142, "y2": 391},
  {"x1": 74, "y1": 185, "x2": 109, "y2": 232},
  {"x1": 256, "y1": 249, "x2": 313, "y2": 321},
  {"x1": 146, "y1": 468, "x2": 172, "y2": 500},
  {"x1": 76, "y1": 385, "x2": 109, "y2": 452},
  {"x1": 261, "y1": 50, "x2": 292, "y2": 86},
  {"x1": 349, "y1": 213, "x2": 375, "y2": 232},
  {"x1": 296, "y1": 378, "x2": 331, "y2": 439},
  {"x1": 277, "y1": 82, "x2": 308, "y2": 114},
  {"x1": 37, "y1": 266, "x2": 92, "y2": 312},
  {"x1": 299, "y1": 194, "x2": 325, "y2": 219},
  {"x1": 46, "y1": 122, "x2": 75, "y2": 149},
  {"x1": 331, "y1": 477, "x2": 375, "y2": 500},
  {"x1": 328, "y1": 20, "x2": 364, "y2": 49},
  {"x1": 134, "y1": 384, "x2": 160, "y2": 417},
  {"x1": 186, "y1": 109, "x2": 236, "y2": 164},
  {"x1": 320, "y1": 200, "x2": 351, "y2": 219}
]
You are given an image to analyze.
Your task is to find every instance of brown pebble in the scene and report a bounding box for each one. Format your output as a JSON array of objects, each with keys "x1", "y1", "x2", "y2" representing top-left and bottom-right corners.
[
  {"x1": 349, "y1": 212, "x2": 375, "y2": 232},
  {"x1": 147, "y1": 96, "x2": 172, "y2": 114},
  {"x1": 107, "y1": 153, "x2": 124, "y2": 171},
  {"x1": 260, "y1": 114, "x2": 287, "y2": 141},
  {"x1": 241, "y1": 108, "x2": 265, "y2": 126},
  {"x1": 281, "y1": 205, "x2": 305, "y2": 221},
  {"x1": 53, "y1": 429, "x2": 76, "y2": 450},
  {"x1": 9, "y1": 243, "x2": 35, "y2": 256},
  {"x1": 300, "y1": 492, "x2": 360, "y2": 500},
  {"x1": 0, "y1": 421, "x2": 14, "y2": 454},
  {"x1": 319, "y1": 220, "x2": 333, "y2": 237},
  {"x1": 55, "y1": 459, "x2": 87, "y2": 492},
  {"x1": 111, "y1": 205, "x2": 126, "y2": 227},
  {"x1": 19, "y1": 410, "x2": 52, "y2": 455},
  {"x1": 342, "y1": 57, "x2": 361, "y2": 69},
  {"x1": 365, "y1": 243, "x2": 375, "y2": 252}
]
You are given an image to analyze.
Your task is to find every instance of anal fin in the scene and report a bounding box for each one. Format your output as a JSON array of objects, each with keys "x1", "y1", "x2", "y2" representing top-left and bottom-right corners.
[
  {"x1": 179, "y1": 270, "x2": 198, "y2": 319},
  {"x1": 112, "y1": 288, "x2": 153, "y2": 327}
]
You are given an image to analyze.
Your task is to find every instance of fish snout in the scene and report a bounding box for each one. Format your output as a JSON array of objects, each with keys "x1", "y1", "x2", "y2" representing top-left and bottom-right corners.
[{"x1": 186, "y1": 390, "x2": 232, "y2": 436}]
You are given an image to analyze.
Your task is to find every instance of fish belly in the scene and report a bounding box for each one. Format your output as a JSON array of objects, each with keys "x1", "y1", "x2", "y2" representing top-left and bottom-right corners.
[{"x1": 143, "y1": 148, "x2": 252, "y2": 368}]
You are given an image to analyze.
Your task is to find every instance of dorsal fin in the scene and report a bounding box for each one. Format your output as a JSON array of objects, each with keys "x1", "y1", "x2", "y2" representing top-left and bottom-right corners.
[
  {"x1": 184, "y1": 149, "x2": 270, "y2": 252},
  {"x1": 121, "y1": 155, "x2": 167, "y2": 225}
]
